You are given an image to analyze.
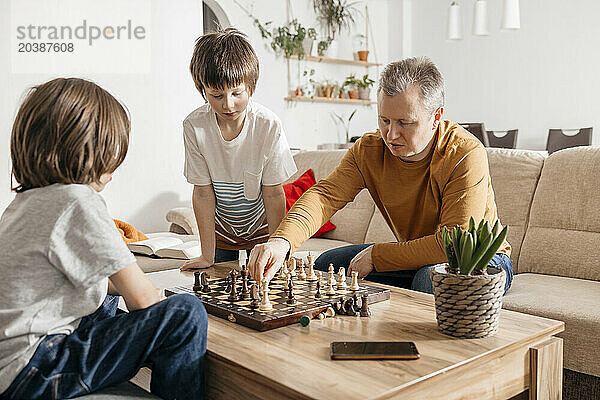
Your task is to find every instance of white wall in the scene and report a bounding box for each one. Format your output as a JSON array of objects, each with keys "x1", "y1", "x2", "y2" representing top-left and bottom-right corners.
[
  {"x1": 410, "y1": 0, "x2": 600, "y2": 150},
  {"x1": 1, "y1": 0, "x2": 393, "y2": 231}
]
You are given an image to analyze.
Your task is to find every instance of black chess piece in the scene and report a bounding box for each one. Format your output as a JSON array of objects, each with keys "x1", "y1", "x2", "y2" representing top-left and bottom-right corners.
[
  {"x1": 193, "y1": 271, "x2": 202, "y2": 292},
  {"x1": 240, "y1": 269, "x2": 250, "y2": 300},
  {"x1": 332, "y1": 301, "x2": 343, "y2": 314},
  {"x1": 286, "y1": 279, "x2": 297, "y2": 305},
  {"x1": 314, "y1": 280, "x2": 322, "y2": 298},
  {"x1": 249, "y1": 284, "x2": 260, "y2": 309},
  {"x1": 200, "y1": 272, "x2": 211, "y2": 293},
  {"x1": 224, "y1": 276, "x2": 232, "y2": 293},
  {"x1": 352, "y1": 293, "x2": 362, "y2": 313},
  {"x1": 360, "y1": 293, "x2": 371, "y2": 317},
  {"x1": 228, "y1": 270, "x2": 239, "y2": 301},
  {"x1": 343, "y1": 297, "x2": 357, "y2": 316},
  {"x1": 283, "y1": 276, "x2": 291, "y2": 295}
]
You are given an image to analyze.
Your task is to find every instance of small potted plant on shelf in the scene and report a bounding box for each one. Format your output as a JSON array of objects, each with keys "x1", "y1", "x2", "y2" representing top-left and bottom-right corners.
[
  {"x1": 432, "y1": 218, "x2": 508, "y2": 339},
  {"x1": 355, "y1": 34, "x2": 369, "y2": 61},
  {"x1": 343, "y1": 74, "x2": 361, "y2": 99},
  {"x1": 313, "y1": 0, "x2": 358, "y2": 58},
  {"x1": 357, "y1": 74, "x2": 375, "y2": 100},
  {"x1": 254, "y1": 18, "x2": 317, "y2": 59},
  {"x1": 298, "y1": 69, "x2": 316, "y2": 98}
]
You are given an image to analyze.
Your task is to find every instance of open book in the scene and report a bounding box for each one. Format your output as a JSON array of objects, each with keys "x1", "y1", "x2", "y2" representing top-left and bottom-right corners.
[{"x1": 127, "y1": 232, "x2": 202, "y2": 259}]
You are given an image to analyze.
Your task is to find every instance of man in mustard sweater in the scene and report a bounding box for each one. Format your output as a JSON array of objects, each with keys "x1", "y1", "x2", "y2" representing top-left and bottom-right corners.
[{"x1": 248, "y1": 57, "x2": 513, "y2": 294}]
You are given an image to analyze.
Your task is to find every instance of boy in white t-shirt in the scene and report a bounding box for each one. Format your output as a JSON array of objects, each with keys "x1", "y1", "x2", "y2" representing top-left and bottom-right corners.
[{"x1": 182, "y1": 28, "x2": 297, "y2": 270}]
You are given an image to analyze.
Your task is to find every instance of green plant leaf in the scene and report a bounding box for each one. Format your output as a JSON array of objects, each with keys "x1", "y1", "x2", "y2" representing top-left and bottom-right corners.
[
  {"x1": 452, "y1": 225, "x2": 462, "y2": 264},
  {"x1": 459, "y1": 232, "x2": 474, "y2": 275},
  {"x1": 474, "y1": 225, "x2": 508, "y2": 272}
]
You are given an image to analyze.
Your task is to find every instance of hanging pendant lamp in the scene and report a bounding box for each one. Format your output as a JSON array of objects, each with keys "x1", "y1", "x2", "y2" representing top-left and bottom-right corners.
[
  {"x1": 473, "y1": 0, "x2": 489, "y2": 36},
  {"x1": 447, "y1": 1, "x2": 462, "y2": 40},
  {"x1": 501, "y1": 0, "x2": 520, "y2": 30}
]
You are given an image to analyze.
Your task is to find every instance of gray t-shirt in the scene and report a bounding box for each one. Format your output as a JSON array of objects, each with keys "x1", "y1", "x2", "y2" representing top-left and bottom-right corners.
[{"x1": 0, "y1": 184, "x2": 136, "y2": 392}]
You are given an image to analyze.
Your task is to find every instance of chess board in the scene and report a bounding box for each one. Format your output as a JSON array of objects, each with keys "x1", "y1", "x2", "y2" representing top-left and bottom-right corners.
[{"x1": 165, "y1": 276, "x2": 390, "y2": 331}]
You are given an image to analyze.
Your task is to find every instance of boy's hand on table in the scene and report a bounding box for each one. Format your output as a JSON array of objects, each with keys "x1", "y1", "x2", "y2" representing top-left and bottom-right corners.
[
  {"x1": 181, "y1": 255, "x2": 213, "y2": 271},
  {"x1": 248, "y1": 238, "x2": 290, "y2": 282},
  {"x1": 348, "y1": 245, "x2": 375, "y2": 279}
]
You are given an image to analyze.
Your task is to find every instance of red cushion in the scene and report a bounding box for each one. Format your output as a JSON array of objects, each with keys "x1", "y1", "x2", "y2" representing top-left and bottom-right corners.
[{"x1": 283, "y1": 169, "x2": 336, "y2": 237}]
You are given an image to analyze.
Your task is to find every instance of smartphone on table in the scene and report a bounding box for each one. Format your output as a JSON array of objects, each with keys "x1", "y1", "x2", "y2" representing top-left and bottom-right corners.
[{"x1": 330, "y1": 341, "x2": 420, "y2": 360}]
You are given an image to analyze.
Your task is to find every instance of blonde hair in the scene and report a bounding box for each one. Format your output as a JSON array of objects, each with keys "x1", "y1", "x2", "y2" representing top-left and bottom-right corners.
[
  {"x1": 190, "y1": 27, "x2": 259, "y2": 98},
  {"x1": 11, "y1": 77, "x2": 130, "y2": 192}
]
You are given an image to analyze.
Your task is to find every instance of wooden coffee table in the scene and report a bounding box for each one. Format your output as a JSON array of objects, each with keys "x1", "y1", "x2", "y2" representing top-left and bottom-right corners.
[{"x1": 145, "y1": 262, "x2": 564, "y2": 400}]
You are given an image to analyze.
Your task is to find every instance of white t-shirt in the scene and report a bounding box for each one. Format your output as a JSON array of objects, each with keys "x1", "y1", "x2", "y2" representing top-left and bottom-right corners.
[
  {"x1": 0, "y1": 184, "x2": 136, "y2": 393},
  {"x1": 183, "y1": 100, "x2": 297, "y2": 246}
]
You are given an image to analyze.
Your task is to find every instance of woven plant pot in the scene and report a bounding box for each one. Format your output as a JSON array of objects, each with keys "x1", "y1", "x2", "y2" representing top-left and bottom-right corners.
[{"x1": 431, "y1": 263, "x2": 506, "y2": 339}]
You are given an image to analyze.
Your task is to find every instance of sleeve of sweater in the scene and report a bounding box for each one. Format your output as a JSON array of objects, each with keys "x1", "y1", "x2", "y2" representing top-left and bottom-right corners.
[
  {"x1": 271, "y1": 146, "x2": 367, "y2": 253},
  {"x1": 371, "y1": 145, "x2": 491, "y2": 271}
]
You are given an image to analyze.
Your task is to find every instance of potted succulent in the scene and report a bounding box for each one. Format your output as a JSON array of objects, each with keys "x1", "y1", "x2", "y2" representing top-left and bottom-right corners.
[
  {"x1": 343, "y1": 74, "x2": 361, "y2": 99},
  {"x1": 357, "y1": 74, "x2": 375, "y2": 100},
  {"x1": 432, "y1": 218, "x2": 508, "y2": 339},
  {"x1": 313, "y1": 0, "x2": 358, "y2": 58}
]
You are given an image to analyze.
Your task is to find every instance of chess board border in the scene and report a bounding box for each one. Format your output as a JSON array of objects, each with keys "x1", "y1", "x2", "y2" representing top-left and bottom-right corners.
[{"x1": 165, "y1": 278, "x2": 390, "y2": 331}]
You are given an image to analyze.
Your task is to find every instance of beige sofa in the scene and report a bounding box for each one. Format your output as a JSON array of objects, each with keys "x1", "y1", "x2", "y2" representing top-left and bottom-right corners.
[{"x1": 159, "y1": 146, "x2": 600, "y2": 387}]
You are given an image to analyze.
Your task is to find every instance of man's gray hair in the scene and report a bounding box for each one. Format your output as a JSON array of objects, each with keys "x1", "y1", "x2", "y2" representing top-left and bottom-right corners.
[{"x1": 378, "y1": 57, "x2": 445, "y2": 115}]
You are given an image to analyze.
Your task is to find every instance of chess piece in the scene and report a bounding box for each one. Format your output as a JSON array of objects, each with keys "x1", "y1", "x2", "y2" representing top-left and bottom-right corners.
[
  {"x1": 224, "y1": 276, "x2": 232, "y2": 293},
  {"x1": 259, "y1": 278, "x2": 273, "y2": 311},
  {"x1": 326, "y1": 278, "x2": 336, "y2": 296},
  {"x1": 249, "y1": 284, "x2": 260, "y2": 309},
  {"x1": 349, "y1": 271, "x2": 360, "y2": 291},
  {"x1": 306, "y1": 253, "x2": 317, "y2": 281},
  {"x1": 343, "y1": 297, "x2": 357, "y2": 316},
  {"x1": 240, "y1": 268, "x2": 250, "y2": 300},
  {"x1": 286, "y1": 279, "x2": 297, "y2": 305},
  {"x1": 324, "y1": 307, "x2": 336, "y2": 318},
  {"x1": 332, "y1": 301, "x2": 343, "y2": 314},
  {"x1": 289, "y1": 258, "x2": 297, "y2": 278},
  {"x1": 228, "y1": 270, "x2": 239, "y2": 301},
  {"x1": 279, "y1": 262, "x2": 289, "y2": 279},
  {"x1": 193, "y1": 271, "x2": 202, "y2": 292},
  {"x1": 298, "y1": 260, "x2": 307, "y2": 280},
  {"x1": 200, "y1": 272, "x2": 211, "y2": 293},
  {"x1": 238, "y1": 249, "x2": 247, "y2": 271},
  {"x1": 283, "y1": 275, "x2": 291, "y2": 295},
  {"x1": 337, "y1": 267, "x2": 347, "y2": 289},
  {"x1": 360, "y1": 294, "x2": 371, "y2": 317},
  {"x1": 314, "y1": 279, "x2": 322, "y2": 298},
  {"x1": 327, "y1": 264, "x2": 335, "y2": 287}
]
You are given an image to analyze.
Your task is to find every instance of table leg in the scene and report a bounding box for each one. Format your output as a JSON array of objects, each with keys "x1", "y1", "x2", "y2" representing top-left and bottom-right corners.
[{"x1": 529, "y1": 337, "x2": 563, "y2": 400}]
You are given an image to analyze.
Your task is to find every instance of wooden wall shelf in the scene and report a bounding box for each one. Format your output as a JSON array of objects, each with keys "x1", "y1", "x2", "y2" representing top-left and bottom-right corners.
[
  {"x1": 287, "y1": 54, "x2": 381, "y2": 67},
  {"x1": 284, "y1": 96, "x2": 376, "y2": 105}
]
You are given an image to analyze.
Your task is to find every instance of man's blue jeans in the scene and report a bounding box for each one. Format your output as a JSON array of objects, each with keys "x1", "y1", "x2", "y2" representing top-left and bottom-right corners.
[
  {"x1": 314, "y1": 243, "x2": 513, "y2": 294},
  {"x1": 1, "y1": 294, "x2": 208, "y2": 400}
]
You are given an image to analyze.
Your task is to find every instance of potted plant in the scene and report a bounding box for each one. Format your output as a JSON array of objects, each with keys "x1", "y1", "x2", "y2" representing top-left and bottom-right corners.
[
  {"x1": 299, "y1": 69, "x2": 316, "y2": 98},
  {"x1": 432, "y1": 218, "x2": 508, "y2": 339},
  {"x1": 343, "y1": 74, "x2": 360, "y2": 99},
  {"x1": 355, "y1": 34, "x2": 369, "y2": 61},
  {"x1": 313, "y1": 0, "x2": 358, "y2": 58},
  {"x1": 253, "y1": 18, "x2": 317, "y2": 59},
  {"x1": 357, "y1": 74, "x2": 375, "y2": 100},
  {"x1": 333, "y1": 109, "x2": 357, "y2": 146}
]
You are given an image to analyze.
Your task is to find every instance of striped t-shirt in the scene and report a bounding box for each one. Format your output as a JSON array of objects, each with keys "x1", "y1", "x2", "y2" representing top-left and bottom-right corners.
[{"x1": 183, "y1": 100, "x2": 297, "y2": 249}]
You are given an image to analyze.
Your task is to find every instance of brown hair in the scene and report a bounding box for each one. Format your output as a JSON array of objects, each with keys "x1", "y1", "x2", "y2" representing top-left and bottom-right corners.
[
  {"x1": 10, "y1": 77, "x2": 130, "y2": 192},
  {"x1": 190, "y1": 27, "x2": 259, "y2": 98}
]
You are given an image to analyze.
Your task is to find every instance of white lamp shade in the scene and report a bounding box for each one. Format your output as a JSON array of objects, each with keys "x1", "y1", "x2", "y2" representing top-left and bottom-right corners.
[
  {"x1": 501, "y1": 0, "x2": 520, "y2": 30},
  {"x1": 447, "y1": 2, "x2": 462, "y2": 40},
  {"x1": 473, "y1": 0, "x2": 489, "y2": 36}
]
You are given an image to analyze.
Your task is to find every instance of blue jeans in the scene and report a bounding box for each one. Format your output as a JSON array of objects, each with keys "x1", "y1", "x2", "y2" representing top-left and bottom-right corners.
[
  {"x1": 314, "y1": 243, "x2": 513, "y2": 294},
  {"x1": 1, "y1": 294, "x2": 208, "y2": 400},
  {"x1": 215, "y1": 248, "x2": 251, "y2": 263}
]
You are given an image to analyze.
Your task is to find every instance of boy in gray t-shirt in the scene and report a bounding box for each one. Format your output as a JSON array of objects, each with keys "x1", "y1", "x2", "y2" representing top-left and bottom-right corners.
[{"x1": 0, "y1": 78, "x2": 207, "y2": 399}]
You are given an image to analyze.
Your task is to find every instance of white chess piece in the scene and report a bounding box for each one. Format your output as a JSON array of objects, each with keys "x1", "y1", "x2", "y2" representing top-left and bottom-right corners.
[
  {"x1": 327, "y1": 264, "x2": 335, "y2": 287},
  {"x1": 326, "y1": 278, "x2": 337, "y2": 296},
  {"x1": 259, "y1": 278, "x2": 273, "y2": 311},
  {"x1": 349, "y1": 271, "x2": 360, "y2": 291},
  {"x1": 337, "y1": 267, "x2": 347, "y2": 289},
  {"x1": 298, "y1": 260, "x2": 307, "y2": 280},
  {"x1": 306, "y1": 253, "x2": 317, "y2": 281},
  {"x1": 289, "y1": 258, "x2": 297, "y2": 278}
]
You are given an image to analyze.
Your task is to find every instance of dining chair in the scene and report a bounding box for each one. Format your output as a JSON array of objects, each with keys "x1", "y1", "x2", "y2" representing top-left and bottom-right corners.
[
  {"x1": 486, "y1": 129, "x2": 518, "y2": 149},
  {"x1": 460, "y1": 122, "x2": 489, "y2": 147},
  {"x1": 546, "y1": 127, "x2": 593, "y2": 154}
]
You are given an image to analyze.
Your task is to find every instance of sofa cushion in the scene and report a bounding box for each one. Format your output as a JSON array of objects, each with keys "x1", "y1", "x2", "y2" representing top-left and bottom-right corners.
[
  {"x1": 502, "y1": 273, "x2": 600, "y2": 376},
  {"x1": 283, "y1": 168, "x2": 336, "y2": 237},
  {"x1": 519, "y1": 147, "x2": 600, "y2": 280},
  {"x1": 364, "y1": 206, "x2": 397, "y2": 244},
  {"x1": 486, "y1": 148, "x2": 546, "y2": 273},
  {"x1": 290, "y1": 151, "x2": 375, "y2": 244}
]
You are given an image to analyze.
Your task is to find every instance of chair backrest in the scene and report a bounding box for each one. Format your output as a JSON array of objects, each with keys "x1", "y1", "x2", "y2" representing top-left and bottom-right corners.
[
  {"x1": 486, "y1": 129, "x2": 518, "y2": 149},
  {"x1": 460, "y1": 122, "x2": 489, "y2": 147},
  {"x1": 546, "y1": 127, "x2": 592, "y2": 154}
]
